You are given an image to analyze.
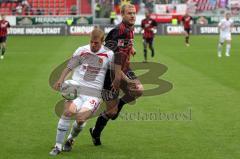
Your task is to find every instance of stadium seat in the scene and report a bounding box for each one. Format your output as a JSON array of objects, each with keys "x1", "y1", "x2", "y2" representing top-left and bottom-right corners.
[{"x1": 0, "y1": 0, "x2": 74, "y2": 15}]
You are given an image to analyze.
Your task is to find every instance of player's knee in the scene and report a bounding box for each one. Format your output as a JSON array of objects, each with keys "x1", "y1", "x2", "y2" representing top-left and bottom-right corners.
[
  {"x1": 76, "y1": 118, "x2": 86, "y2": 125},
  {"x1": 63, "y1": 110, "x2": 74, "y2": 117},
  {"x1": 135, "y1": 87, "x2": 143, "y2": 98},
  {"x1": 132, "y1": 84, "x2": 144, "y2": 98},
  {"x1": 105, "y1": 110, "x2": 118, "y2": 119},
  {"x1": 111, "y1": 114, "x2": 119, "y2": 120},
  {"x1": 63, "y1": 101, "x2": 77, "y2": 117}
]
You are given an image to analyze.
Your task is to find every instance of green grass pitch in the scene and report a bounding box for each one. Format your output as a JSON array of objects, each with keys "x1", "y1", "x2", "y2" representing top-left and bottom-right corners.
[{"x1": 0, "y1": 35, "x2": 240, "y2": 159}]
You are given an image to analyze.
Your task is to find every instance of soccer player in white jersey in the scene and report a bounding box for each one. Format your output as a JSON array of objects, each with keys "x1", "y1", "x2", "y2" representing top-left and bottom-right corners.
[
  {"x1": 217, "y1": 13, "x2": 234, "y2": 57},
  {"x1": 49, "y1": 28, "x2": 114, "y2": 156}
]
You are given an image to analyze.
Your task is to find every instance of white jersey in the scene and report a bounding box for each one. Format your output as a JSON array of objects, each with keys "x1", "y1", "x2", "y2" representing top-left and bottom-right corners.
[
  {"x1": 218, "y1": 18, "x2": 233, "y2": 34},
  {"x1": 67, "y1": 44, "x2": 114, "y2": 95}
]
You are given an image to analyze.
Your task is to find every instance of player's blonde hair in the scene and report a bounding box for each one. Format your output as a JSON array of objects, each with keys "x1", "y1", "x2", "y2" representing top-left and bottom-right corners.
[
  {"x1": 90, "y1": 27, "x2": 104, "y2": 42},
  {"x1": 121, "y1": 4, "x2": 135, "y2": 15}
]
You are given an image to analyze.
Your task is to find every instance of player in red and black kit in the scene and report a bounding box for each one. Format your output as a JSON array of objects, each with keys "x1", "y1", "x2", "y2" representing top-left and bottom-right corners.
[
  {"x1": 141, "y1": 11, "x2": 157, "y2": 62},
  {"x1": 182, "y1": 13, "x2": 192, "y2": 46},
  {"x1": 88, "y1": 4, "x2": 143, "y2": 146},
  {"x1": 0, "y1": 14, "x2": 10, "y2": 60}
]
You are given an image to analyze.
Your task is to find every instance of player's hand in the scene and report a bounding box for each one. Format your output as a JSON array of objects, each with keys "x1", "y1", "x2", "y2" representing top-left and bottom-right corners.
[
  {"x1": 111, "y1": 76, "x2": 121, "y2": 92},
  {"x1": 53, "y1": 79, "x2": 63, "y2": 91},
  {"x1": 127, "y1": 79, "x2": 138, "y2": 90},
  {"x1": 151, "y1": 28, "x2": 157, "y2": 33},
  {"x1": 131, "y1": 47, "x2": 136, "y2": 56}
]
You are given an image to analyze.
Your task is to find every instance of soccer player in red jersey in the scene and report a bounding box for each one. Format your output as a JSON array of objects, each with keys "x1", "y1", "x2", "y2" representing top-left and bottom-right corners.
[
  {"x1": 182, "y1": 13, "x2": 193, "y2": 47},
  {"x1": 87, "y1": 4, "x2": 143, "y2": 146},
  {"x1": 0, "y1": 14, "x2": 10, "y2": 60},
  {"x1": 141, "y1": 11, "x2": 157, "y2": 62}
]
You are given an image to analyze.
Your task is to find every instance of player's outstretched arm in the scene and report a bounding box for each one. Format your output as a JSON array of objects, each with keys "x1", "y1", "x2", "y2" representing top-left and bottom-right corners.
[{"x1": 53, "y1": 68, "x2": 72, "y2": 90}]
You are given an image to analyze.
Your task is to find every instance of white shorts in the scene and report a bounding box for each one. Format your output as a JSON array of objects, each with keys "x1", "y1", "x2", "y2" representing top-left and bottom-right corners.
[
  {"x1": 219, "y1": 33, "x2": 231, "y2": 43},
  {"x1": 72, "y1": 94, "x2": 101, "y2": 114}
]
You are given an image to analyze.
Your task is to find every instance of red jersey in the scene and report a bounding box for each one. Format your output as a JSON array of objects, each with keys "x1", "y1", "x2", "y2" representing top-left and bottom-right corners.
[
  {"x1": 0, "y1": 20, "x2": 10, "y2": 37},
  {"x1": 182, "y1": 16, "x2": 192, "y2": 29},
  {"x1": 105, "y1": 22, "x2": 134, "y2": 73},
  {"x1": 141, "y1": 18, "x2": 157, "y2": 39}
]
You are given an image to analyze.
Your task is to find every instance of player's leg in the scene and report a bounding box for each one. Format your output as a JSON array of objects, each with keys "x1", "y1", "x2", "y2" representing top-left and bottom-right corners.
[
  {"x1": 184, "y1": 29, "x2": 190, "y2": 46},
  {"x1": 90, "y1": 99, "x2": 118, "y2": 146},
  {"x1": 90, "y1": 70, "x2": 143, "y2": 145},
  {"x1": 225, "y1": 34, "x2": 231, "y2": 57},
  {"x1": 63, "y1": 109, "x2": 89, "y2": 152},
  {"x1": 143, "y1": 38, "x2": 148, "y2": 62},
  {"x1": 217, "y1": 35, "x2": 224, "y2": 57},
  {"x1": 49, "y1": 101, "x2": 77, "y2": 156},
  {"x1": 0, "y1": 37, "x2": 3, "y2": 59},
  {"x1": 64, "y1": 96, "x2": 101, "y2": 150},
  {"x1": 111, "y1": 70, "x2": 143, "y2": 120},
  {"x1": 0, "y1": 37, "x2": 7, "y2": 59},
  {"x1": 89, "y1": 69, "x2": 118, "y2": 145},
  {"x1": 148, "y1": 38, "x2": 155, "y2": 57}
]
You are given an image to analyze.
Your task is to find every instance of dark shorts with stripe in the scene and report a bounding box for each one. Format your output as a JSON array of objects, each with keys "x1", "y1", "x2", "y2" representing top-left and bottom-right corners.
[
  {"x1": 184, "y1": 28, "x2": 191, "y2": 35},
  {"x1": 0, "y1": 36, "x2": 7, "y2": 43},
  {"x1": 101, "y1": 69, "x2": 138, "y2": 101},
  {"x1": 143, "y1": 38, "x2": 154, "y2": 45}
]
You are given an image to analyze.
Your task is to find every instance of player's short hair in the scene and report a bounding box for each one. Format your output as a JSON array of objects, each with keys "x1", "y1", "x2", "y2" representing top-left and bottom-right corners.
[
  {"x1": 121, "y1": 4, "x2": 135, "y2": 15},
  {"x1": 225, "y1": 12, "x2": 231, "y2": 16},
  {"x1": 91, "y1": 27, "x2": 104, "y2": 42}
]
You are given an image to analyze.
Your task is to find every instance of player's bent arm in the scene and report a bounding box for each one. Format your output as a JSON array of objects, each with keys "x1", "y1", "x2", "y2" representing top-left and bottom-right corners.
[
  {"x1": 112, "y1": 64, "x2": 122, "y2": 90},
  {"x1": 218, "y1": 20, "x2": 223, "y2": 29},
  {"x1": 230, "y1": 26, "x2": 233, "y2": 33},
  {"x1": 53, "y1": 68, "x2": 72, "y2": 90},
  {"x1": 121, "y1": 71, "x2": 129, "y2": 82}
]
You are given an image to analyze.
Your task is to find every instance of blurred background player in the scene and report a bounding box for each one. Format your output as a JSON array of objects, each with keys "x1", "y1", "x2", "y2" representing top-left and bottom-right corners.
[
  {"x1": 181, "y1": 13, "x2": 192, "y2": 47},
  {"x1": 141, "y1": 11, "x2": 157, "y2": 63},
  {"x1": 49, "y1": 28, "x2": 114, "y2": 156},
  {"x1": 217, "y1": 13, "x2": 234, "y2": 57},
  {"x1": 0, "y1": 14, "x2": 10, "y2": 60}
]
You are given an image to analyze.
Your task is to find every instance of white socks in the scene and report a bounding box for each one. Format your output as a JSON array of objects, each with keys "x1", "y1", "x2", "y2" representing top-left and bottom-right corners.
[
  {"x1": 218, "y1": 43, "x2": 222, "y2": 57},
  {"x1": 226, "y1": 44, "x2": 231, "y2": 56},
  {"x1": 218, "y1": 43, "x2": 231, "y2": 57},
  {"x1": 67, "y1": 121, "x2": 86, "y2": 140},
  {"x1": 55, "y1": 116, "x2": 71, "y2": 150}
]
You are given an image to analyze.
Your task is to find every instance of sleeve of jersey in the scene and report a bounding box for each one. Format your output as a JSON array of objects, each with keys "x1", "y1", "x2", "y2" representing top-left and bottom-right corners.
[
  {"x1": 218, "y1": 20, "x2": 223, "y2": 27},
  {"x1": 108, "y1": 51, "x2": 115, "y2": 70},
  {"x1": 67, "y1": 48, "x2": 83, "y2": 70},
  {"x1": 104, "y1": 28, "x2": 126, "y2": 67}
]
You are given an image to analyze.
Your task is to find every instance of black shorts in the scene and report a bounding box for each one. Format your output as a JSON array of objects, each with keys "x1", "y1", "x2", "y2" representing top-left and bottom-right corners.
[
  {"x1": 184, "y1": 28, "x2": 191, "y2": 35},
  {"x1": 101, "y1": 69, "x2": 138, "y2": 101},
  {"x1": 143, "y1": 38, "x2": 154, "y2": 45},
  {"x1": 0, "y1": 36, "x2": 7, "y2": 43}
]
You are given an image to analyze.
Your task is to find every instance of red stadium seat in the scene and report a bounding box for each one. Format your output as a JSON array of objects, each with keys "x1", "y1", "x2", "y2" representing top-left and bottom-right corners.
[
  {"x1": 32, "y1": 2, "x2": 38, "y2": 8},
  {"x1": 45, "y1": 3, "x2": 49, "y2": 8},
  {"x1": 12, "y1": 3, "x2": 17, "y2": 8},
  {"x1": 59, "y1": 2, "x2": 64, "y2": 7},
  {"x1": 49, "y1": 3, "x2": 54, "y2": 8},
  {"x1": 0, "y1": 0, "x2": 72, "y2": 15},
  {"x1": 6, "y1": 2, "x2": 12, "y2": 8},
  {"x1": 1, "y1": 3, "x2": 6, "y2": 8}
]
